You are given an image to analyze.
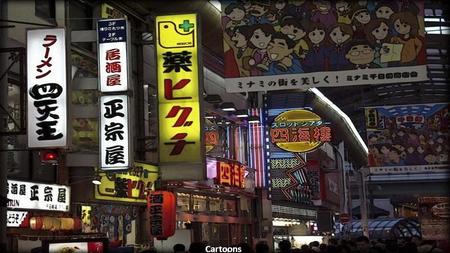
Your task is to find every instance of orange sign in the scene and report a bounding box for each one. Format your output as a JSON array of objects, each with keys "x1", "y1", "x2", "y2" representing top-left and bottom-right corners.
[{"x1": 216, "y1": 161, "x2": 245, "y2": 188}]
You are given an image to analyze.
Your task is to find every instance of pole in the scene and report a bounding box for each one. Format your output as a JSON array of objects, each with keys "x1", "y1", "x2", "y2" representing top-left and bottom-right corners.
[
  {"x1": 359, "y1": 167, "x2": 369, "y2": 238},
  {"x1": 0, "y1": 0, "x2": 9, "y2": 250}
]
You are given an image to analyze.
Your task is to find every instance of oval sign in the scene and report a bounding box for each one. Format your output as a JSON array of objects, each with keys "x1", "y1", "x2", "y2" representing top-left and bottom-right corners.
[{"x1": 270, "y1": 109, "x2": 331, "y2": 153}]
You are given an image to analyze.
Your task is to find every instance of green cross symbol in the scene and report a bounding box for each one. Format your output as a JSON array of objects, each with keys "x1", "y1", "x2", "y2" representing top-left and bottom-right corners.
[{"x1": 179, "y1": 20, "x2": 194, "y2": 32}]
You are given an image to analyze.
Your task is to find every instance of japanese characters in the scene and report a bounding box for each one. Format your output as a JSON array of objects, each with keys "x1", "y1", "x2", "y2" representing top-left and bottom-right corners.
[
  {"x1": 100, "y1": 95, "x2": 130, "y2": 169},
  {"x1": 27, "y1": 28, "x2": 67, "y2": 147},
  {"x1": 6, "y1": 180, "x2": 70, "y2": 211},
  {"x1": 156, "y1": 13, "x2": 204, "y2": 173},
  {"x1": 222, "y1": 1, "x2": 427, "y2": 92}
]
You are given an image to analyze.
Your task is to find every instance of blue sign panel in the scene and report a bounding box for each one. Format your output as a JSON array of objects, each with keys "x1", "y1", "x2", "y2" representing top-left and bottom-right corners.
[{"x1": 98, "y1": 19, "x2": 127, "y2": 43}]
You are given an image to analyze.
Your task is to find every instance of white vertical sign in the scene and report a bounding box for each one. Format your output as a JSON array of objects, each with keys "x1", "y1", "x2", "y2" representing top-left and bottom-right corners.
[
  {"x1": 97, "y1": 19, "x2": 129, "y2": 92},
  {"x1": 100, "y1": 95, "x2": 130, "y2": 170},
  {"x1": 27, "y1": 28, "x2": 67, "y2": 148}
]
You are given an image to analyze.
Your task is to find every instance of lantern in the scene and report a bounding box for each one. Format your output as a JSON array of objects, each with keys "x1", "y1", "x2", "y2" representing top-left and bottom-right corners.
[
  {"x1": 147, "y1": 191, "x2": 176, "y2": 240},
  {"x1": 30, "y1": 217, "x2": 81, "y2": 231}
]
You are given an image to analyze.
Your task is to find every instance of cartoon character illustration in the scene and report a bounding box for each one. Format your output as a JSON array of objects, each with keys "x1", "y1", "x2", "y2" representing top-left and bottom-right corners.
[
  {"x1": 279, "y1": 18, "x2": 308, "y2": 59},
  {"x1": 266, "y1": 32, "x2": 304, "y2": 75},
  {"x1": 241, "y1": 24, "x2": 275, "y2": 75},
  {"x1": 302, "y1": 22, "x2": 329, "y2": 72},
  {"x1": 223, "y1": 3, "x2": 247, "y2": 30},
  {"x1": 335, "y1": 0, "x2": 353, "y2": 24},
  {"x1": 327, "y1": 23, "x2": 353, "y2": 70},
  {"x1": 351, "y1": 7, "x2": 372, "y2": 39},
  {"x1": 286, "y1": 0, "x2": 309, "y2": 20},
  {"x1": 345, "y1": 41, "x2": 376, "y2": 69},
  {"x1": 274, "y1": 0, "x2": 289, "y2": 17},
  {"x1": 311, "y1": 0, "x2": 336, "y2": 27},
  {"x1": 374, "y1": 1, "x2": 398, "y2": 19},
  {"x1": 364, "y1": 18, "x2": 391, "y2": 67},
  {"x1": 223, "y1": 25, "x2": 253, "y2": 77},
  {"x1": 386, "y1": 147, "x2": 405, "y2": 165},
  {"x1": 247, "y1": 3, "x2": 271, "y2": 25},
  {"x1": 390, "y1": 12, "x2": 424, "y2": 64}
]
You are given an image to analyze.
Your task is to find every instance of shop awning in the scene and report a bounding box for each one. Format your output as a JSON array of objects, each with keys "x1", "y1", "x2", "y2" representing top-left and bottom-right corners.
[{"x1": 341, "y1": 218, "x2": 421, "y2": 239}]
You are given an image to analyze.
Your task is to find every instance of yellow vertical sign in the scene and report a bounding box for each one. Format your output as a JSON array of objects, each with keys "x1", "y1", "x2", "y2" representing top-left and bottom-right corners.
[{"x1": 155, "y1": 14, "x2": 204, "y2": 180}]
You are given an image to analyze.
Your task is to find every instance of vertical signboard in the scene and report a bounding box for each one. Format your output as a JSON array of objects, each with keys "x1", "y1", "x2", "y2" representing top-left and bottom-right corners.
[
  {"x1": 27, "y1": 28, "x2": 67, "y2": 148},
  {"x1": 100, "y1": 95, "x2": 130, "y2": 170},
  {"x1": 97, "y1": 19, "x2": 129, "y2": 92},
  {"x1": 155, "y1": 14, "x2": 204, "y2": 180}
]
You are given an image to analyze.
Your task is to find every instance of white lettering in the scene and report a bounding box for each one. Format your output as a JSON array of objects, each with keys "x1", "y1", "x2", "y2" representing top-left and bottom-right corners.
[{"x1": 205, "y1": 246, "x2": 242, "y2": 253}]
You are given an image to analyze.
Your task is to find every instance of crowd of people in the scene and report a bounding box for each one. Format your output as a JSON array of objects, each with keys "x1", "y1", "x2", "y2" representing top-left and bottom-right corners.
[{"x1": 139, "y1": 236, "x2": 448, "y2": 253}]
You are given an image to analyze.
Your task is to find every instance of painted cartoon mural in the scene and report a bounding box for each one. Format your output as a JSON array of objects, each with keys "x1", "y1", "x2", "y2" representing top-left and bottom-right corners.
[
  {"x1": 365, "y1": 104, "x2": 449, "y2": 174},
  {"x1": 222, "y1": 0, "x2": 427, "y2": 92}
]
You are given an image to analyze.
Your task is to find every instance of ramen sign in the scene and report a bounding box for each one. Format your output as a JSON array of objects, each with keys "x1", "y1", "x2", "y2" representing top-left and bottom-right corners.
[{"x1": 270, "y1": 109, "x2": 331, "y2": 153}]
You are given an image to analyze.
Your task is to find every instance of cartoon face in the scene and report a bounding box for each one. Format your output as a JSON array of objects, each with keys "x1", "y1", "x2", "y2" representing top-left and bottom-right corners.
[
  {"x1": 424, "y1": 154, "x2": 436, "y2": 164},
  {"x1": 407, "y1": 146, "x2": 414, "y2": 154},
  {"x1": 248, "y1": 4, "x2": 268, "y2": 17},
  {"x1": 268, "y1": 38, "x2": 293, "y2": 61},
  {"x1": 336, "y1": 1, "x2": 350, "y2": 14},
  {"x1": 372, "y1": 22, "x2": 389, "y2": 40},
  {"x1": 330, "y1": 26, "x2": 351, "y2": 45},
  {"x1": 232, "y1": 30, "x2": 247, "y2": 48},
  {"x1": 388, "y1": 150, "x2": 400, "y2": 162},
  {"x1": 417, "y1": 146, "x2": 425, "y2": 154},
  {"x1": 394, "y1": 19, "x2": 411, "y2": 35},
  {"x1": 228, "y1": 7, "x2": 246, "y2": 21},
  {"x1": 275, "y1": 0, "x2": 287, "y2": 10},
  {"x1": 380, "y1": 145, "x2": 390, "y2": 155},
  {"x1": 376, "y1": 6, "x2": 395, "y2": 19},
  {"x1": 345, "y1": 44, "x2": 375, "y2": 65},
  {"x1": 280, "y1": 24, "x2": 306, "y2": 41},
  {"x1": 314, "y1": 0, "x2": 332, "y2": 13},
  {"x1": 292, "y1": 0, "x2": 306, "y2": 6},
  {"x1": 250, "y1": 28, "x2": 272, "y2": 49},
  {"x1": 439, "y1": 153, "x2": 448, "y2": 163},
  {"x1": 308, "y1": 28, "x2": 325, "y2": 45},
  {"x1": 355, "y1": 10, "x2": 371, "y2": 24}
]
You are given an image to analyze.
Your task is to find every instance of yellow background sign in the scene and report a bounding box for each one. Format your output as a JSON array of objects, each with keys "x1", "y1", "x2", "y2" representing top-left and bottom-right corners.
[
  {"x1": 270, "y1": 109, "x2": 331, "y2": 153},
  {"x1": 95, "y1": 162, "x2": 158, "y2": 203},
  {"x1": 156, "y1": 14, "x2": 203, "y2": 165}
]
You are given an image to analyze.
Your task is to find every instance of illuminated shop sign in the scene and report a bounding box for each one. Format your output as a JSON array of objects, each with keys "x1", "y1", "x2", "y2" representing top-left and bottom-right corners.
[
  {"x1": 97, "y1": 18, "x2": 129, "y2": 92},
  {"x1": 27, "y1": 28, "x2": 67, "y2": 148},
  {"x1": 147, "y1": 191, "x2": 176, "y2": 240},
  {"x1": 205, "y1": 125, "x2": 219, "y2": 153},
  {"x1": 270, "y1": 109, "x2": 331, "y2": 153},
  {"x1": 216, "y1": 161, "x2": 246, "y2": 188},
  {"x1": 7, "y1": 180, "x2": 70, "y2": 212},
  {"x1": 95, "y1": 162, "x2": 158, "y2": 203},
  {"x1": 7, "y1": 210, "x2": 28, "y2": 227},
  {"x1": 156, "y1": 13, "x2": 204, "y2": 179},
  {"x1": 100, "y1": 95, "x2": 130, "y2": 170}
]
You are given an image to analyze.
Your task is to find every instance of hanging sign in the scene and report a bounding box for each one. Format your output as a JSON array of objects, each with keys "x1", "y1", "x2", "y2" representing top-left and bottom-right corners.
[
  {"x1": 95, "y1": 162, "x2": 159, "y2": 202},
  {"x1": 100, "y1": 95, "x2": 130, "y2": 170},
  {"x1": 27, "y1": 28, "x2": 67, "y2": 148},
  {"x1": 270, "y1": 109, "x2": 331, "y2": 153},
  {"x1": 155, "y1": 13, "x2": 205, "y2": 180},
  {"x1": 215, "y1": 160, "x2": 246, "y2": 188},
  {"x1": 7, "y1": 210, "x2": 29, "y2": 227},
  {"x1": 7, "y1": 180, "x2": 70, "y2": 212},
  {"x1": 147, "y1": 191, "x2": 176, "y2": 240},
  {"x1": 97, "y1": 18, "x2": 129, "y2": 92}
]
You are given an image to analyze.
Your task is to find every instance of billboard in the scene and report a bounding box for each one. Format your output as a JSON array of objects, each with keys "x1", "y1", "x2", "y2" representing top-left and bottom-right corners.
[
  {"x1": 95, "y1": 162, "x2": 158, "y2": 203},
  {"x1": 365, "y1": 104, "x2": 449, "y2": 174},
  {"x1": 418, "y1": 197, "x2": 450, "y2": 240},
  {"x1": 7, "y1": 180, "x2": 70, "y2": 212},
  {"x1": 222, "y1": 1, "x2": 427, "y2": 92},
  {"x1": 155, "y1": 13, "x2": 205, "y2": 180},
  {"x1": 27, "y1": 28, "x2": 67, "y2": 148}
]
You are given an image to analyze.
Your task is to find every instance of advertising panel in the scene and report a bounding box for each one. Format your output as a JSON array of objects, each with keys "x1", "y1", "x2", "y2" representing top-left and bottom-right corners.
[
  {"x1": 6, "y1": 210, "x2": 28, "y2": 227},
  {"x1": 97, "y1": 19, "x2": 129, "y2": 92},
  {"x1": 365, "y1": 103, "x2": 449, "y2": 174},
  {"x1": 100, "y1": 95, "x2": 131, "y2": 170},
  {"x1": 155, "y1": 13, "x2": 205, "y2": 180},
  {"x1": 95, "y1": 162, "x2": 158, "y2": 203},
  {"x1": 27, "y1": 28, "x2": 67, "y2": 148},
  {"x1": 222, "y1": 1, "x2": 427, "y2": 92},
  {"x1": 7, "y1": 180, "x2": 70, "y2": 212},
  {"x1": 418, "y1": 197, "x2": 450, "y2": 240}
]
